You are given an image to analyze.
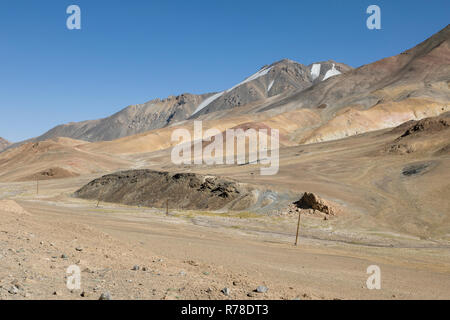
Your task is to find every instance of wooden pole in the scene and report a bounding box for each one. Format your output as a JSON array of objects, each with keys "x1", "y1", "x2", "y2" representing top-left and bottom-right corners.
[
  {"x1": 36, "y1": 178, "x2": 39, "y2": 196},
  {"x1": 96, "y1": 188, "x2": 103, "y2": 208},
  {"x1": 295, "y1": 211, "x2": 301, "y2": 246},
  {"x1": 166, "y1": 199, "x2": 169, "y2": 216}
]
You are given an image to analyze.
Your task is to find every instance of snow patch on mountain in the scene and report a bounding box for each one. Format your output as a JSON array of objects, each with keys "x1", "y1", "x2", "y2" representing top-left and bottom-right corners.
[
  {"x1": 191, "y1": 66, "x2": 273, "y2": 116},
  {"x1": 227, "y1": 66, "x2": 272, "y2": 92},
  {"x1": 322, "y1": 63, "x2": 341, "y2": 81},
  {"x1": 311, "y1": 64, "x2": 321, "y2": 80},
  {"x1": 191, "y1": 91, "x2": 225, "y2": 115},
  {"x1": 268, "y1": 80, "x2": 275, "y2": 92}
]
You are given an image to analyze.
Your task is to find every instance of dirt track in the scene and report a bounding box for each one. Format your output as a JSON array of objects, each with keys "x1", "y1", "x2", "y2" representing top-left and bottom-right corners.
[
  {"x1": 1, "y1": 178, "x2": 449, "y2": 300},
  {"x1": 1, "y1": 116, "x2": 449, "y2": 300}
]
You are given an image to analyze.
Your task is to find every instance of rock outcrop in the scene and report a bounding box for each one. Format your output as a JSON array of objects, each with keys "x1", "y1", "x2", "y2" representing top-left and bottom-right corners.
[
  {"x1": 74, "y1": 169, "x2": 258, "y2": 211},
  {"x1": 385, "y1": 113, "x2": 450, "y2": 155},
  {"x1": 294, "y1": 192, "x2": 336, "y2": 215}
]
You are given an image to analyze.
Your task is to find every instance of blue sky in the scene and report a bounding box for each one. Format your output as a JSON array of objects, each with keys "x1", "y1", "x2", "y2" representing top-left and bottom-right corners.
[{"x1": 0, "y1": 0, "x2": 448, "y2": 141}]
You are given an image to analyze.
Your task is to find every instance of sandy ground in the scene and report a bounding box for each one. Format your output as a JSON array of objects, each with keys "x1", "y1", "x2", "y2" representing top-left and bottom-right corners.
[
  {"x1": 149, "y1": 127, "x2": 450, "y2": 242},
  {"x1": 0, "y1": 177, "x2": 449, "y2": 300},
  {"x1": 1, "y1": 26, "x2": 449, "y2": 301},
  {"x1": 1, "y1": 118, "x2": 449, "y2": 300}
]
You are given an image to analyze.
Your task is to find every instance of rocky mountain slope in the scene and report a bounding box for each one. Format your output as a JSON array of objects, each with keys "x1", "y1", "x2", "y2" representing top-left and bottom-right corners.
[
  {"x1": 255, "y1": 25, "x2": 450, "y2": 117},
  {"x1": 13, "y1": 59, "x2": 351, "y2": 146},
  {"x1": 18, "y1": 25, "x2": 446, "y2": 161},
  {"x1": 0, "y1": 138, "x2": 130, "y2": 182},
  {"x1": 189, "y1": 59, "x2": 351, "y2": 117},
  {"x1": 4, "y1": 26, "x2": 450, "y2": 156},
  {"x1": 0, "y1": 137, "x2": 10, "y2": 152},
  {"x1": 31, "y1": 93, "x2": 210, "y2": 143},
  {"x1": 191, "y1": 25, "x2": 450, "y2": 144}
]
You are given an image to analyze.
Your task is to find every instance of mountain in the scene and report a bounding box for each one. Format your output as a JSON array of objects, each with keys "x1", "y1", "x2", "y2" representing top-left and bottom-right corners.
[
  {"x1": 0, "y1": 137, "x2": 130, "y2": 182},
  {"x1": 258, "y1": 25, "x2": 450, "y2": 115},
  {"x1": 14, "y1": 59, "x2": 351, "y2": 145},
  {"x1": 1, "y1": 26, "x2": 449, "y2": 243},
  {"x1": 32, "y1": 93, "x2": 209, "y2": 142},
  {"x1": 188, "y1": 59, "x2": 351, "y2": 117},
  {"x1": 75, "y1": 25, "x2": 450, "y2": 157},
  {"x1": 0, "y1": 138, "x2": 11, "y2": 152},
  {"x1": 293, "y1": 24, "x2": 450, "y2": 143},
  {"x1": 9, "y1": 25, "x2": 449, "y2": 149},
  {"x1": 191, "y1": 25, "x2": 450, "y2": 144}
]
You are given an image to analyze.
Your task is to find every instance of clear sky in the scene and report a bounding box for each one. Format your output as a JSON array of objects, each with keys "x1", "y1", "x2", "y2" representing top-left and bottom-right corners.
[{"x1": 0, "y1": 0, "x2": 448, "y2": 141}]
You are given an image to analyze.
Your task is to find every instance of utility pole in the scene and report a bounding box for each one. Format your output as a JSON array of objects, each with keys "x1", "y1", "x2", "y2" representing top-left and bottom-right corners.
[
  {"x1": 96, "y1": 188, "x2": 104, "y2": 208},
  {"x1": 36, "y1": 178, "x2": 39, "y2": 196},
  {"x1": 166, "y1": 199, "x2": 169, "y2": 216},
  {"x1": 295, "y1": 211, "x2": 301, "y2": 246}
]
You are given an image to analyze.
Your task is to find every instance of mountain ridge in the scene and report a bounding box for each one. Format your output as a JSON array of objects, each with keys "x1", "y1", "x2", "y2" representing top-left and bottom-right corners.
[
  {"x1": 0, "y1": 137, "x2": 11, "y2": 152},
  {"x1": 7, "y1": 58, "x2": 352, "y2": 149},
  {"x1": 5, "y1": 25, "x2": 449, "y2": 151}
]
